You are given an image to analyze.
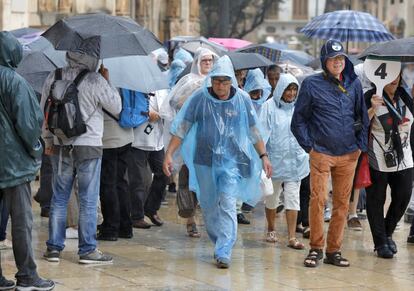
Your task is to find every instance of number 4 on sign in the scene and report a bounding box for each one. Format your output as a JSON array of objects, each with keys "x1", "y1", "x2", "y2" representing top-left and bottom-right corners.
[{"x1": 364, "y1": 58, "x2": 401, "y2": 96}]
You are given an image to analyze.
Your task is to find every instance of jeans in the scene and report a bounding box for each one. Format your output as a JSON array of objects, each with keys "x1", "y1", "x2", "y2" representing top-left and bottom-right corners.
[
  {"x1": 0, "y1": 183, "x2": 39, "y2": 284},
  {"x1": 47, "y1": 154, "x2": 101, "y2": 255},
  {"x1": 100, "y1": 144, "x2": 132, "y2": 236},
  {"x1": 129, "y1": 148, "x2": 167, "y2": 220},
  {"x1": 366, "y1": 167, "x2": 413, "y2": 247}
]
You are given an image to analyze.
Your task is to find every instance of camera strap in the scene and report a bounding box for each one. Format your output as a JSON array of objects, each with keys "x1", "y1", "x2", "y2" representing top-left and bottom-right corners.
[{"x1": 371, "y1": 133, "x2": 388, "y2": 153}]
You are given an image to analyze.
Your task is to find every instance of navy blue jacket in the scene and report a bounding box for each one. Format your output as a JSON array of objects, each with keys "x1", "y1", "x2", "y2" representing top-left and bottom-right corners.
[{"x1": 291, "y1": 58, "x2": 369, "y2": 156}]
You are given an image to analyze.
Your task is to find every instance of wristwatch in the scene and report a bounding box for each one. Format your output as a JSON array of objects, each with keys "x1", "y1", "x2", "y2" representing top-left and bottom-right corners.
[{"x1": 259, "y1": 153, "x2": 268, "y2": 159}]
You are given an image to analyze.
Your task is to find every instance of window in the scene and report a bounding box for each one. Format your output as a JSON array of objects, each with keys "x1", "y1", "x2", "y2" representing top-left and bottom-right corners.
[
  {"x1": 266, "y1": 1, "x2": 279, "y2": 19},
  {"x1": 292, "y1": 0, "x2": 308, "y2": 20},
  {"x1": 266, "y1": 26, "x2": 276, "y2": 33}
]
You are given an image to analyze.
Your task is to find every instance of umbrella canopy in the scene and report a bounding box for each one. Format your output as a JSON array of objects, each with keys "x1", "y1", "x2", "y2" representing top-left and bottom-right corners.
[
  {"x1": 103, "y1": 55, "x2": 169, "y2": 93},
  {"x1": 42, "y1": 13, "x2": 163, "y2": 58},
  {"x1": 16, "y1": 37, "x2": 67, "y2": 93},
  {"x1": 301, "y1": 10, "x2": 394, "y2": 43},
  {"x1": 173, "y1": 36, "x2": 227, "y2": 56},
  {"x1": 208, "y1": 37, "x2": 252, "y2": 51},
  {"x1": 237, "y1": 42, "x2": 288, "y2": 62},
  {"x1": 358, "y1": 37, "x2": 414, "y2": 62},
  {"x1": 226, "y1": 52, "x2": 273, "y2": 70}
]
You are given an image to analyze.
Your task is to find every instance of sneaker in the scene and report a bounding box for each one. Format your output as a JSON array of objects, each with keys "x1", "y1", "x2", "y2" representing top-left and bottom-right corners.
[
  {"x1": 167, "y1": 182, "x2": 176, "y2": 193},
  {"x1": 79, "y1": 249, "x2": 113, "y2": 264},
  {"x1": 65, "y1": 227, "x2": 78, "y2": 239},
  {"x1": 237, "y1": 213, "x2": 250, "y2": 225},
  {"x1": 404, "y1": 208, "x2": 414, "y2": 223},
  {"x1": 241, "y1": 203, "x2": 254, "y2": 213},
  {"x1": 0, "y1": 276, "x2": 15, "y2": 290},
  {"x1": 132, "y1": 219, "x2": 151, "y2": 229},
  {"x1": 43, "y1": 248, "x2": 60, "y2": 263},
  {"x1": 347, "y1": 217, "x2": 362, "y2": 231},
  {"x1": 16, "y1": 278, "x2": 55, "y2": 291},
  {"x1": 324, "y1": 208, "x2": 332, "y2": 222},
  {"x1": 0, "y1": 239, "x2": 12, "y2": 250},
  {"x1": 216, "y1": 257, "x2": 230, "y2": 269}
]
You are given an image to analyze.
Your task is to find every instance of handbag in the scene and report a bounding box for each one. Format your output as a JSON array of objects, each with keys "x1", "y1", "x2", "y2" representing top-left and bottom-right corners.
[{"x1": 354, "y1": 152, "x2": 371, "y2": 189}]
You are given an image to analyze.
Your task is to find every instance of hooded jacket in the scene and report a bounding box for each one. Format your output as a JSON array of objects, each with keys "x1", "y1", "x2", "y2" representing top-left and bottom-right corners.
[
  {"x1": 41, "y1": 51, "x2": 122, "y2": 147},
  {"x1": 0, "y1": 31, "x2": 43, "y2": 189},
  {"x1": 291, "y1": 48, "x2": 369, "y2": 155},
  {"x1": 260, "y1": 74, "x2": 309, "y2": 181}
]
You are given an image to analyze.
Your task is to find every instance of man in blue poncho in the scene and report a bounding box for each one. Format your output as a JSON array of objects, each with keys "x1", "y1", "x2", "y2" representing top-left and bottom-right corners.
[{"x1": 163, "y1": 56, "x2": 272, "y2": 269}]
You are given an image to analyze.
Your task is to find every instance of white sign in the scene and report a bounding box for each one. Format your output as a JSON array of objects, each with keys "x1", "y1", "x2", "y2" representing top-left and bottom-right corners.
[{"x1": 363, "y1": 58, "x2": 401, "y2": 97}]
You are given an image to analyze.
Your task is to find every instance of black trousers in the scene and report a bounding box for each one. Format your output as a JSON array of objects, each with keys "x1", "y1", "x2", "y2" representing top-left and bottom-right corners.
[
  {"x1": 129, "y1": 148, "x2": 168, "y2": 221},
  {"x1": 99, "y1": 143, "x2": 132, "y2": 236},
  {"x1": 34, "y1": 154, "x2": 53, "y2": 210},
  {"x1": 0, "y1": 183, "x2": 40, "y2": 284},
  {"x1": 366, "y1": 167, "x2": 413, "y2": 248},
  {"x1": 297, "y1": 174, "x2": 310, "y2": 227}
]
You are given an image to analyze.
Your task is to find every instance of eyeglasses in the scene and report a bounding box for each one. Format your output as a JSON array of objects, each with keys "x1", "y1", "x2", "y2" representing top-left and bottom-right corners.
[
  {"x1": 201, "y1": 59, "x2": 213, "y2": 63},
  {"x1": 212, "y1": 79, "x2": 232, "y2": 85}
]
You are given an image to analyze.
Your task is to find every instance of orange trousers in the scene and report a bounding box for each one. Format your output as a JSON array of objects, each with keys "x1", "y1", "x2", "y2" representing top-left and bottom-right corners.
[{"x1": 309, "y1": 150, "x2": 360, "y2": 253}]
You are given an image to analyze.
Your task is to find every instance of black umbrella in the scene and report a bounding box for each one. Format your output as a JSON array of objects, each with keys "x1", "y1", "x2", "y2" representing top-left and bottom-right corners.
[
  {"x1": 358, "y1": 37, "x2": 414, "y2": 62},
  {"x1": 42, "y1": 13, "x2": 163, "y2": 58},
  {"x1": 176, "y1": 52, "x2": 274, "y2": 81}
]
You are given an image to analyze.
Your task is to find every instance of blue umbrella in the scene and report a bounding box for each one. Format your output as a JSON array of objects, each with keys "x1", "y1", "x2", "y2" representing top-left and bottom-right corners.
[{"x1": 301, "y1": 10, "x2": 394, "y2": 43}]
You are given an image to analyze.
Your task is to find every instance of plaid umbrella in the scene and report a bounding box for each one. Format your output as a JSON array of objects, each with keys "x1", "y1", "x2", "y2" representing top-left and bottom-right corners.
[{"x1": 301, "y1": 10, "x2": 394, "y2": 43}]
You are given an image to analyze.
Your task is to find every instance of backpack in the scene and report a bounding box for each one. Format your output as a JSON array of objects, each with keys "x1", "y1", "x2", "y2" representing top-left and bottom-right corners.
[
  {"x1": 44, "y1": 68, "x2": 89, "y2": 141},
  {"x1": 103, "y1": 88, "x2": 149, "y2": 128}
]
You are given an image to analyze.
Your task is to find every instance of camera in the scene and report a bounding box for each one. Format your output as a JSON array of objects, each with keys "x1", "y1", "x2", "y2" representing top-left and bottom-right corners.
[
  {"x1": 144, "y1": 124, "x2": 154, "y2": 135},
  {"x1": 384, "y1": 149, "x2": 397, "y2": 168}
]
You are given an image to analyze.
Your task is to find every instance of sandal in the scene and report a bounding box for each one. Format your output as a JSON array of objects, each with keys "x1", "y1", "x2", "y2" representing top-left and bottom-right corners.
[
  {"x1": 186, "y1": 223, "x2": 201, "y2": 238},
  {"x1": 304, "y1": 248, "x2": 323, "y2": 268},
  {"x1": 323, "y1": 251, "x2": 350, "y2": 267},
  {"x1": 303, "y1": 227, "x2": 310, "y2": 239},
  {"x1": 288, "y1": 238, "x2": 305, "y2": 250},
  {"x1": 265, "y1": 231, "x2": 278, "y2": 243}
]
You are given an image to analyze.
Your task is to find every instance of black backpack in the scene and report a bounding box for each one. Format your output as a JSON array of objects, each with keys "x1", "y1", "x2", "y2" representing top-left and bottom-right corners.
[{"x1": 44, "y1": 69, "x2": 88, "y2": 141}]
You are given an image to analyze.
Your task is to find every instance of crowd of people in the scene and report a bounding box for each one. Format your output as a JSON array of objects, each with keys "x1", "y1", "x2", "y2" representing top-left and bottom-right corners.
[{"x1": 2, "y1": 28, "x2": 414, "y2": 290}]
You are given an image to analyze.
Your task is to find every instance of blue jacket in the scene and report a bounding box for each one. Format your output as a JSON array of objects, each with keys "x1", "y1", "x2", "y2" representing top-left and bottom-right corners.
[
  {"x1": 291, "y1": 56, "x2": 368, "y2": 155},
  {"x1": 0, "y1": 32, "x2": 43, "y2": 189},
  {"x1": 261, "y1": 74, "x2": 309, "y2": 181}
]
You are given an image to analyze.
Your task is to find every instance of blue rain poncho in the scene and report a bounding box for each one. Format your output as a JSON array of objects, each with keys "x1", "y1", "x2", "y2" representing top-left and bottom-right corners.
[
  {"x1": 260, "y1": 73, "x2": 309, "y2": 181},
  {"x1": 168, "y1": 59, "x2": 186, "y2": 88},
  {"x1": 243, "y1": 68, "x2": 272, "y2": 114},
  {"x1": 174, "y1": 48, "x2": 194, "y2": 64},
  {"x1": 171, "y1": 56, "x2": 264, "y2": 207}
]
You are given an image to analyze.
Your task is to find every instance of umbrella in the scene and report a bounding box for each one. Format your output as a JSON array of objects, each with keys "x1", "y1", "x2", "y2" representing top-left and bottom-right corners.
[
  {"x1": 10, "y1": 27, "x2": 42, "y2": 38},
  {"x1": 103, "y1": 55, "x2": 169, "y2": 93},
  {"x1": 358, "y1": 37, "x2": 414, "y2": 62},
  {"x1": 300, "y1": 10, "x2": 394, "y2": 43},
  {"x1": 16, "y1": 37, "x2": 67, "y2": 93},
  {"x1": 172, "y1": 36, "x2": 227, "y2": 56},
  {"x1": 208, "y1": 37, "x2": 252, "y2": 51},
  {"x1": 237, "y1": 42, "x2": 288, "y2": 62},
  {"x1": 42, "y1": 13, "x2": 163, "y2": 58},
  {"x1": 276, "y1": 61, "x2": 315, "y2": 84},
  {"x1": 226, "y1": 52, "x2": 273, "y2": 70}
]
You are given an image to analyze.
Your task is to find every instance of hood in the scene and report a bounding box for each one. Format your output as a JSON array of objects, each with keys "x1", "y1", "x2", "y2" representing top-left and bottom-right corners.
[
  {"x1": 174, "y1": 48, "x2": 193, "y2": 65},
  {"x1": 191, "y1": 47, "x2": 218, "y2": 76},
  {"x1": 244, "y1": 68, "x2": 271, "y2": 106},
  {"x1": 168, "y1": 59, "x2": 186, "y2": 88},
  {"x1": 320, "y1": 39, "x2": 357, "y2": 82},
  {"x1": 66, "y1": 51, "x2": 99, "y2": 71},
  {"x1": 206, "y1": 55, "x2": 238, "y2": 87},
  {"x1": 0, "y1": 31, "x2": 23, "y2": 69},
  {"x1": 273, "y1": 73, "x2": 299, "y2": 107}
]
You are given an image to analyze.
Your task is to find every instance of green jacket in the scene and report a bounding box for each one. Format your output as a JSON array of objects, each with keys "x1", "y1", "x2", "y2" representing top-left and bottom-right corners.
[{"x1": 0, "y1": 31, "x2": 43, "y2": 189}]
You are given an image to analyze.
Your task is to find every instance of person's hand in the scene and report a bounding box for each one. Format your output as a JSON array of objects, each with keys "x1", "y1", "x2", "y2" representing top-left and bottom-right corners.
[
  {"x1": 148, "y1": 111, "x2": 160, "y2": 122},
  {"x1": 99, "y1": 64, "x2": 109, "y2": 81},
  {"x1": 371, "y1": 94, "x2": 383, "y2": 112},
  {"x1": 262, "y1": 156, "x2": 272, "y2": 178},
  {"x1": 163, "y1": 154, "x2": 173, "y2": 177}
]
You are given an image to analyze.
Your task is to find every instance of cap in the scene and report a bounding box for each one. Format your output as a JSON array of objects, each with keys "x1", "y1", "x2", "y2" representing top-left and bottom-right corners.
[{"x1": 320, "y1": 39, "x2": 346, "y2": 60}]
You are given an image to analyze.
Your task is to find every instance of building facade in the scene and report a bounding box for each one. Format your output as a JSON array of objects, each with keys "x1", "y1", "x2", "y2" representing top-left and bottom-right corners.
[{"x1": 0, "y1": 0, "x2": 200, "y2": 41}]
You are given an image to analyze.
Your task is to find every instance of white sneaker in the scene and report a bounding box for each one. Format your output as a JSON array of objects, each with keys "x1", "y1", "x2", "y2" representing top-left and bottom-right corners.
[
  {"x1": 0, "y1": 239, "x2": 12, "y2": 250},
  {"x1": 66, "y1": 227, "x2": 78, "y2": 239}
]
